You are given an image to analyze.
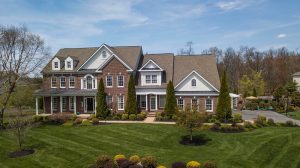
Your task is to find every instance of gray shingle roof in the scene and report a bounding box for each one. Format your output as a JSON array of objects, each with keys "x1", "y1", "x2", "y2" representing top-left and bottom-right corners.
[{"x1": 293, "y1": 71, "x2": 300, "y2": 76}]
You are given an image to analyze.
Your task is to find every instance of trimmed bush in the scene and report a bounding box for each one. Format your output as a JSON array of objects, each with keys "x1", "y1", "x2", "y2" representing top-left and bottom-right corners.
[
  {"x1": 71, "y1": 114, "x2": 77, "y2": 121},
  {"x1": 32, "y1": 115, "x2": 43, "y2": 122},
  {"x1": 113, "y1": 115, "x2": 121, "y2": 120},
  {"x1": 92, "y1": 118, "x2": 100, "y2": 125},
  {"x1": 95, "y1": 155, "x2": 114, "y2": 168},
  {"x1": 220, "y1": 124, "x2": 245, "y2": 133},
  {"x1": 254, "y1": 115, "x2": 267, "y2": 127},
  {"x1": 233, "y1": 113, "x2": 242, "y2": 123},
  {"x1": 171, "y1": 162, "x2": 186, "y2": 168},
  {"x1": 285, "y1": 120, "x2": 296, "y2": 127},
  {"x1": 129, "y1": 114, "x2": 137, "y2": 120},
  {"x1": 244, "y1": 121, "x2": 256, "y2": 129},
  {"x1": 141, "y1": 112, "x2": 147, "y2": 118},
  {"x1": 141, "y1": 156, "x2": 157, "y2": 168},
  {"x1": 47, "y1": 114, "x2": 73, "y2": 124},
  {"x1": 129, "y1": 155, "x2": 140, "y2": 164},
  {"x1": 74, "y1": 118, "x2": 83, "y2": 125},
  {"x1": 137, "y1": 114, "x2": 144, "y2": 120},
  {"x1": 114, "y1": 154, "x2": 126, "y2": 163},
  {"x1": 122, "y1": 114, "x2": 129, "y2": 120},
  {"x1": 186, "y1": 161, "x2": 201, "y2": 168},
  {"x1": 202, "y1": 160, "x2": 217, "y2": 168},
  {"x1": 119, "y1": 159, "x2": 133, "y2": 168},
  {"x1": 267, "y1": 118, "x2": 276, "y2": 126},
  {"x1": 81, "y1": 119, "x2": 92, "y2": 126}
]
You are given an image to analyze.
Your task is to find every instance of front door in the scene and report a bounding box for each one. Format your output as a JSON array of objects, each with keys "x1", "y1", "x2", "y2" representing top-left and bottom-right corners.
[
  {"x1": 150, "y1": 95, "x2": 156, "y2": 111},
  {"x1": 84, "y1": 97, "x2": 94, "y2": 113}
]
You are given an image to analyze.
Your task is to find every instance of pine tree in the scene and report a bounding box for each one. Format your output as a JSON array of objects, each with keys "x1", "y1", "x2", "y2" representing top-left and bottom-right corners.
[
  {"x1": 216, "y1": 71, "x2": 232, "y2": 122},
  {"x1": 125, "y1": 74, "x2": 137, "y2": 114},
  {"x1": 96, "y1": 78, "x2": 110, "y2": 119},
  {"x1": 164, "y1": 80, "x2": 177, "y2": 117}
]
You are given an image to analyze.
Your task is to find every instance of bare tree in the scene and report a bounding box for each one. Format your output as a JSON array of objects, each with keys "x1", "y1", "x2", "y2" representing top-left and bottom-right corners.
[
  {"x1": 179, "y1": 41, "x2": 194, "y2": 55},
  {"x1": 0, "y1": 25, "x2": 49, "y2": 128}
]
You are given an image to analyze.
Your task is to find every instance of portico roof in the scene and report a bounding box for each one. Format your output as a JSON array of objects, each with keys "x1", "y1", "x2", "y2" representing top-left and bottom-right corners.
[{"x1": 34, "y1": 89, "x2": 96, "y2": 96}]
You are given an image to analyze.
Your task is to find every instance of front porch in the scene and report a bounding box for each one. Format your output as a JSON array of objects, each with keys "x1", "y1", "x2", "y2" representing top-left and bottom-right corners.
[{"x1": 137, "y1": 94, "x2": 165, "y2": 112}]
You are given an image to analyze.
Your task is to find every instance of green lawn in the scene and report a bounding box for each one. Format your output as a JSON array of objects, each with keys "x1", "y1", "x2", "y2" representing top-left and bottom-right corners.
[
  {"x1": 0, "y1": 124, "x2": 300, "y2": 168},
  {"x1": 288, "y1": 111, "x2": 300, "y2": 120}
]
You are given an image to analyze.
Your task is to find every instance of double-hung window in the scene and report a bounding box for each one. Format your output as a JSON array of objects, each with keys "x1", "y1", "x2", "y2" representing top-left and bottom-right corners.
[
  {"x1": 60, "y1": 77, "x2": 66, "y2": 88},
  {"x1": 54, "y1": 62, "x2": 59, "y2": 69},
  {"x1": 191, "y1": 98, "x2": 198, "y2": 109},
  {"x1": 106, "y1": 75, "x2": 113, "y2": 87},
  {"x1": 69, "y1": 76, "x2": 75, "y2": 88},
  {"x1": 67, "y1": 61, "x2": 72, "y2": 69},
  {"x1": 106, "y1": 95, "x2": 113, "y2": 109},
  {"x1": 117, "y1": 75, "x2": 124, "y2": 87},
  {"x1": 177, "y1": 98, "x2": 184, "y2": 110},
  {"x1": 118, "y1": 95, "x2": 124, "y2": 110},
  {"x1": 146, "y1": 75, "x2": 151, "y2": 83},
  {"x1": 152, "y1": 75, "x2": 157, "y2": 83},
  {"x1": 51, "y1": 77, "x2": 57, "y2": 88},
  {"x1": 206, "y1": 98, "x2": 213, "y2": 112}
]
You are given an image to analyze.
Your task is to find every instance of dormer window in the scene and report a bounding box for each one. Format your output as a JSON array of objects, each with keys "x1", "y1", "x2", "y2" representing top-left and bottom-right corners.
[
  {"x1": 52, "y1": 57, "x2": 60, "y2": 70},
  {"x1": 65, "y1": 57, "x2": 73, "y2": 70},
  {"x1": 67, "y1": 61, "x2": 72, "y2": 69},
  {"x1": 102, "y1": 51, "x2": 107, "y2": 58},
  {"x1": 191, "y1": 79, "x2": 196, "y2": 87}
]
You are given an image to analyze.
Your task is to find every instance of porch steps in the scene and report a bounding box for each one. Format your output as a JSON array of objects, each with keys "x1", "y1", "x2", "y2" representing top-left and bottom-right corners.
[{"x1": 147, "y1": 112, "x2": 156, "y2": 117}]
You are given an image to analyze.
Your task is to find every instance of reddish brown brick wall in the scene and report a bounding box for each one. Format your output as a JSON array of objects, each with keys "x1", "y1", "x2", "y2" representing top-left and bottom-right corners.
[{"x1": 177, "y1": 96, "x2": 218, "y2": 113}]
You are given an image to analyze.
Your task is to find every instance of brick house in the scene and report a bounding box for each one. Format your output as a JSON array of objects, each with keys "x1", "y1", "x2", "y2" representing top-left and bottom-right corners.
[{"x1": 34, "y1": 44, "x2": 220, "y2": 115}]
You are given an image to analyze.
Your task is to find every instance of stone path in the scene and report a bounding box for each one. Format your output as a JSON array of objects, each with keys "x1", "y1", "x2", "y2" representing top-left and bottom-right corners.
[{"x1": 98, "y1": 116, "x2": 175, "y2": 125}]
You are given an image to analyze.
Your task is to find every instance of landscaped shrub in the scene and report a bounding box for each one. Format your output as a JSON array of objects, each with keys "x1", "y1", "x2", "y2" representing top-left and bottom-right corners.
[
  {"x1": 129, "y1": 114, "x2": 137, "y2": 120},
  {"x1": 171, "y1": 162, "x2": 186, "y2": 168},
  {"x1": 172, "y1": 114, "x2": 177, "y2": 120},
  {"x1": 186, "y1": 161, "x2": 201, "y2": 168},
  {"x1": 119, "y1": 159, "x2": 133, "y2": 168},
  {"x1": 220, "y1": 124, "x2": 245, "y2": 133},
  {"x1": 157, "y1": 166, "x2": 166, "y2": 168},
  {"x1": 136, "y1": 114, "x2": 144, "y2": 120},
  {"x1": 210, "y1": 123, "x2": 221, "y2": 131},
  {"x1": 267, "y1": 118, "x2": 276, "y2": 126},
  {"x1": 244, "y1": 121, "x2": 256, "y2": 129},
  {"x1": 114, "y1": 154, "x2": 126, "y2": 163},
  {"x1": 141, "y1": 156, "x2": 157, "y2": 168},
  {"x1": 95, "y1": 155, "x2": 114, "y2": 168},
  {"x1": 285, "y1": 120, "x2": 296, "y2": 127},
  {"x1": 202, "y1": 160, "x2": 217, "y2": 168},
  {"x1": 122, "y1": 114, "x2": 129, "y2": 120},
  {"x1": 141, "y1": 112, "x2": 147, "y2": 118},
  {"x1": 81, "y1": 119, "x2": 92, "y2": 126},
  {"x1": 32, "y1": 115, "x2": 43, "y2": 122},
  {"x1": 128, "y1": 165, "x2": 142, "y2": 168},
  {"x1": 47, "y1": 114, "x2": 73, "y2": 124},
  {"x1": 73, "y1": 118, "x2": 83, "y2": 125},
  {"x1": 71, "y1": 114, "x2": 77, "y2": 121},
  {"x1": 129, "y1": 155, "x2": 140, "y2": 164},
  {"x1": 254, "y1": 115, "x2": 267, "y2": 127},
  {"x1": 233, "y1": 112, "x2": 243, "y2": 123},
  {"x1": 92, "y1": 118, "x2": 100, "y2": 125},
  {"x1": 208, "y1": 115, "x2": 219, "y2": 123},
  {"x1": 113, "y1": 115, "x2": 121, "y2": 120},
  {"x1": 245, "y1": 102, "x2": 258, "y2": 110},
  {"x1": 156, "y1": 116, "x2": 163, "y2": 121}
]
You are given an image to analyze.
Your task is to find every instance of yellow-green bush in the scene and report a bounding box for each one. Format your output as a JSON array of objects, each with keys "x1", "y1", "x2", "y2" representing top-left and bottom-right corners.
[
  {"x1": 129, "y1": 155, "x2": 140, "y2": 164},
  {"x1": 114, "y1": 154, "x2": 126, "y2": 163},
  {"x1": 156, "y1": 165, "x2": 166, "y2": 168},
  {"x1": 186, "y1": 161, "x2": 201, "y2": 168}
]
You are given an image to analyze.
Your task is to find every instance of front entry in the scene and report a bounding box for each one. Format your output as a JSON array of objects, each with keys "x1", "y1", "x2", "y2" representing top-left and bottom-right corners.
[
  {"x1": 84, "y1": 97, "x2": 94, "y2": 113},
  {"x1": 150, "y1": 95, "x2": 156, "y2": 111}
]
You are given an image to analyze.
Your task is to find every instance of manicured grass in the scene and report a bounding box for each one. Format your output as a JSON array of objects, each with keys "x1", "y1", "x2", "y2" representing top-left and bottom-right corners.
[
  {"x1": 288, "y1": 111, "x2": 300, "y2": 120},
  {"x1": 0, "y1": 124, "x2": 300, "y2": 168}
]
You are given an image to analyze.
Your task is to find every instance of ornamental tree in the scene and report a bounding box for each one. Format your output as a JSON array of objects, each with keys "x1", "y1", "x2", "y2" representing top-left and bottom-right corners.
[
  {"x1": 216, "y1": 71, "x2": 232, "y2": 122},
  {"x1": 164, "y1": 80, "x2": 177, "y2": 117},
  {"x1": 125, "y1": 74, "x2": 137, "y2": 114},
  {"x1": 96, "y1": 78, "x2": 110, "y2": 119}
]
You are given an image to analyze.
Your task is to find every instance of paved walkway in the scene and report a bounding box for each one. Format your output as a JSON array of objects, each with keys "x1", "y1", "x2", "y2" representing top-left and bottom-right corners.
[
  {"x1": 99, "y1": 116, "x2": 176, "y2": 125},
  {"x1": 236, "y1": 110, "x2": 300, "y2": 125}
]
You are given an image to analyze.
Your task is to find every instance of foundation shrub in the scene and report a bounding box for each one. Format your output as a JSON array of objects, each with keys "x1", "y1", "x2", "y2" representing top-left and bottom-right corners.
[
  {"x1": 267, "y1": 118, "x2": 276, "y2": 126},
  {"x1": 141, "y1": 156, "x2": 157, "y2": 168},
  {"x1": 92, "y1": 118, "x2": 100, "y2": 125},
  {"x1": 122, "y1": 114, "x2": 129, "y2": 120},
  {"x1": 73, "y1": 118, "x2": 83, "y2": 125},
  {"x1": 81, "y1": 119, "x2": 92, "y2": 126},
  {"x1": 136, "y1": 114, "x2": 144, "y2": 120},
  {"x1": 95, "y1": 155, "x2": 114, "y2": 168},
  {"x1": 129, "y1": 114, "x2": 137, "y2": 120},
  {"x1": 171, "y1": 162, "x2": 186, "y2": 168},
  {"x1": 254, "y1": 115, "x2": 267, "y2": 127},
  {"x1": 114, "y1": 154, "x2": 126, "y2": 163},
  {"x1": 186, "y1": 161, "x2": 201, "y2": 168},
  {"x1": 129, "y1": 155, "x2": 140, "y2": 164},
  {"x1": 233, "y1": 112, "x2": 243, "y2": 123},
  {"x1": 244, "y1": 121, "x2": 256, "y2": 129},
  {"x1": 141, "y1": 112, "x2": 147, "y2": 118},
  {"x1": 32, "y1": 115, "x2": 43, "y2": 122}
]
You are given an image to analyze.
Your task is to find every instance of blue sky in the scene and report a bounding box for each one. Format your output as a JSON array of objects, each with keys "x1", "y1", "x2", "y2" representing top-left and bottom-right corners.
[{"x1": 1, "y1": 0, "x2": 300, "y2": 54}]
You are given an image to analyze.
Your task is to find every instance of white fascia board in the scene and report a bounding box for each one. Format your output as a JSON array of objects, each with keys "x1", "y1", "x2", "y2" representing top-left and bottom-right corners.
[
  {"x1": 95, "y1": 54, "x2": 133, "y2": 72},
  {"x1": 175, "y1": 70, "x2": 220, "y2": 92},
  {"x1": 138, "y1": 59, "x2": 164, "y2": 71},
  {"x1": 175, "y1": 93, "x2": 219, "y2": 96}
]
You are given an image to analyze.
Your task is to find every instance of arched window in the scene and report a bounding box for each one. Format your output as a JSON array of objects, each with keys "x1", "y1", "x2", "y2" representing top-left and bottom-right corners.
[
  {"x1": 82, "y1": 74, "x2": 97, "y2": 89},
  {"x1": 102, "y1": 51, "x2": 107, "y2": 58},
  {"x1": 191, "y1": 79, "x2": 196, "y2": 87},
  {"x1": 87, "y1": 76, "x2": 93, "y2": 89}
]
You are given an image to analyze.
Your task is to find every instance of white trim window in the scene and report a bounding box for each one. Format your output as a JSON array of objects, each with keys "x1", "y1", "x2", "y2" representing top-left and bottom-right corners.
[
  {"x1": 102, "y1": 51, "x2": 107, "y2": 58},
  {"x1": 54, "y1": 62, "x2": 59, "y2": 69},
  {"x1": 146, "y1": 75, "x2": 151, "y2": 83},
  {"x1": 69, "y1": 76, "x2": 75, "y2": 88},
  {"x1": 106, "y1": 95, "x2": 113, "y2": 110},
  {"x1": 117, "y1": 95, "x2": 124, "y2": 110},
  {"x1": 52, "y1": 97, "x2": 58, "y2": 111},
  {"x1": 60, "y1": 77, "x2": 66, "y2": 88},
  {"x1": 177, "y1": 98, "x2": 184, "y2": 110},
  {"x1": 140, "y1": 95, "x2": 146, "y2": 108},
  {"x1": 159, "y1": 95, "x2": 165, "y2": 108},
  {"x1": 205, "y1": 98, "x2": 213, "y2": 112},
  {"x1": 67, "y1": 61, "x2": 72, "y2": 69},
  {"x1": 52, "y1": 57, "x2": 60, "y2": 70},
  {"x1": 82, "y1": 75, "x2": 97, "y2": 89},
  {"x1": 69, "y1": 97, "x2": 74, "y2": 111},
  {"x1": 191, "y1": 98, "x2": 198, "y2": 109},
  {"x1": 106, "y1": 75, "x2": 113, "y2": 87},
  {"x1": 51, "y1": 77, "x2": 57, "y2": 88},
  {"x1": 191, "y1": 79, "x2": 197, "y2": 87},
  {"x1": 62, "y1": 97, "x2": 67, "y2": 111},
  {"x1": 152, "y1": 75, "x2": 157, "y2": 83},
  {"x1": 117, "y1": 75, "x2": 124, "y2": 87}
]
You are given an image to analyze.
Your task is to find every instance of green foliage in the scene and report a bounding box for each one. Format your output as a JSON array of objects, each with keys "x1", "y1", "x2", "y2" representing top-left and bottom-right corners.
[
  {"x1": 186, "y1": 161, "x2": 201, "y2": 168},
  {"x1": 216, "y1": 71, "x2": 232, "y2": 121},
  {"x1": 285, "y1": 120, "x2": 296, "y2": 127},
  {"x1": 81, "y1": 120, "x2": 92, "y2": 126},
  {"x1": 121, "y1": 114, "x2": 129, "y2": 120},
  {"x1": 95, "y1": 155, "x2": 114, "y2": 168},
  {"x1": 96, "y1": 78, "x2": 110, "y2": 119},
  {"x1": 176, "y1": 107, "x2": 205, "y2": 141},
  {"x1": 267, "y1": 118, "x2": 276, "y2": 126},
  {"x1": 141, "y1": 156, "x2": 157, "y2": 168},
  {"x1": 239, "y1": 75, "x2": 252, "y2": 98},
  {"x1": 141, "y1": 112, "x2": 147, "y2": 118},
  {"x1": 239, "y1": 72, "x2": 265, "y2": 97},
  {"x1": 273, "y1": 86, "x2": 285, "y2": 101},
  {"x1": 136, "y1": 114, "x2": 144, "y2": 120},
  {"x1": 244, "y1": 121, "x2": 256, "y2": 129},
  {"x1": 233, "y1": 112, "x2": 243, "y2": 123},
  {"x1": 92, "y1": 118, "x2": 100, "y2": 125},
  {"x1": 32, "y1": 115, "x2": 43, "y2": 122},
  {"x1": 164, "y1": 80, "x2": 177, "y2": 116},
  {"x1": 252, "y1": 87, "x2": 257, "y2": 97},
  {"x1": 254, "y1": 115, "x2": 267, "y2": 127},
  {"x1": 125, "y1": 74, "x2": 138, "y2": 114},
  {"x1": 73, "y1": 118, "x2": 83, "y2": 125},
  {"x1": 129, "y1": 114, "x2": 137, "y2": 120},
  {"x1": 285, "y1": 80, "x2": 297, "y2": 95},
  {"x1": 114, "y1": 154, "x2": 126, "y2": 163}
]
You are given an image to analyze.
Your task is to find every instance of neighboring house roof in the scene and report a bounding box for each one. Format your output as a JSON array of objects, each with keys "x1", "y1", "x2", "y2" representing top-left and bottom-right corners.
[
  {"x1": 293, "y1": 71, "x2": 300, "y2": 76},
  {"x1": 42, "y1": 44, "x2": 142, "y2": 73},
  {"x1": 173, "y1": 55, "x2": 220, "y2": 90}
]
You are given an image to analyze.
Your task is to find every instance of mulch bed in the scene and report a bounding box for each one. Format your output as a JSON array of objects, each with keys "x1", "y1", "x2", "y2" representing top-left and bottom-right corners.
[
  {"x1": 179, "y1": 134, "x2": 211, "y2": 146},
  {"x1": 8, "y1": 149, "x2": 35, "y2": 158}
]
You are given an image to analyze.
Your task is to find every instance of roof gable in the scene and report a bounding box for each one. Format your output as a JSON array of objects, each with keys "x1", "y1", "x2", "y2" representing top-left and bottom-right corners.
[
  {"x1": 175, "y1": 70, "x2": 219, "y2": 92},
  {"x1": 96, "y1": 54, "x2": 133, "y2": 72},
  {"x1": 139, "y1": 59, "x2": 163, "y2": 71}
]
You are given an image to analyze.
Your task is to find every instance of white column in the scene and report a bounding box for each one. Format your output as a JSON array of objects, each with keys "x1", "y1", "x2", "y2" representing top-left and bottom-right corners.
[
  {"x1": 155, "y1": 94, "x2": 158, "y2": 111},
  {"x1": 145, "y1": 94, "x2": 148, "y2": 111},
  {"x1": 35, "y1": 97, "x2": 39, "y2": 115},
  {"x1": 94, "y1": 96, "x2": 97, "y2": 115},
  {"x1": 50, "y1": 96, "x2": 53, "y2": 114},
  {"x1": 74, "y1": 96, "x2": 76, "y2": 115},
  {"x1": 60, "y1": 96, "x2": 63, "y2": 113}
]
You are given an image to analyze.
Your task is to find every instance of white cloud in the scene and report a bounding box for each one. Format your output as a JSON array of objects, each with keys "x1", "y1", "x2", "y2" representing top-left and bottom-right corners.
[
  {"x1": 277, "y1": 33, "x2": 287, "y2": 38},
  {"x1": 163, "y1": 4, "x2": 205, "y2": 20},
  {"x1": 215, "y1": 0, "x2": 263, "y2": 11}
]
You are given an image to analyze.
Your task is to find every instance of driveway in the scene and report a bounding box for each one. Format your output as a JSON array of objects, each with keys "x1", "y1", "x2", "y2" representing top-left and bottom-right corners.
[{"x1": 236, "y1": 110, "x2": 300, "y2": 125}]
